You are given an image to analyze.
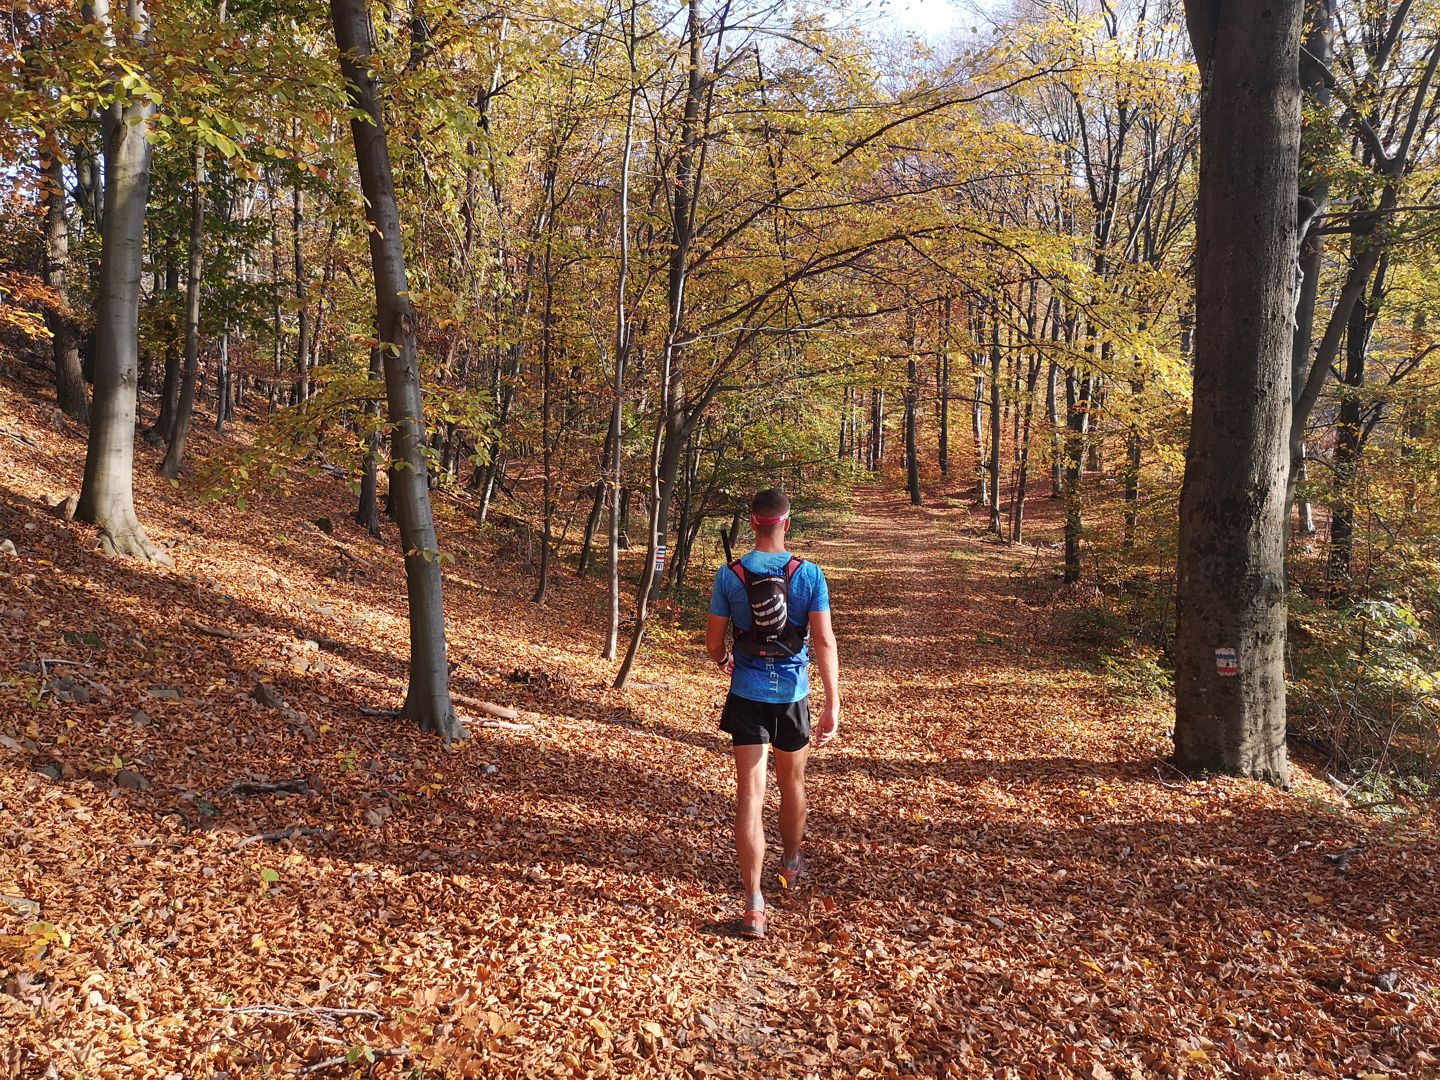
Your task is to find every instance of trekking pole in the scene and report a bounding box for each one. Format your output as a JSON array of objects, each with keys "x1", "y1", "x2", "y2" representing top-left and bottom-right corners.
[{"x1": 720, "y1": 527, "x2": 733, "y2": 563}]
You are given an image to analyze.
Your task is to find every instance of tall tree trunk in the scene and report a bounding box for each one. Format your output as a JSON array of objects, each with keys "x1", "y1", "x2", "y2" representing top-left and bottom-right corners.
[
  {"x1": 76, "y1": 0, "x2": 169, "y2": 565},
  {"x1": 577, "y1": 424, "x2": 613, "y2": 579},
  {"x1": 1062, "y1": 369, "x2": 1092, "y2": 583},
  {"x1": 869, "y1": 387, "x2": 884, "y2": 470},
  {"x1": 614, "y1": 352, "x2": 670, "y2": 689},
  {"x1": 1011, "y1": 352, "x2": 1042, "y2": 544},
  {"x1": 1327, "y1": 254, "x2": 1387, "y2": 591},
  {"x1": 215, "y1": 333, "x2": 230, "y2": 432},
  {"x1": 1296, "y1": 460, "x2": 1315, "y2": 535},
  {"x1": 42, "y1": 148, "x2": 89, "y2": 423},
  {"x1": 1173, "y1": 0, "x2": 1302, "y2": 785},
  {"x1": 160, "y1": 145, "x2": 206, "y2": 479},
  {"x1": 972, "y1": 314, "x2": 988, "y2": 504},
  {"x1": 148, "y1": 245, "x2": 181, "y2": 444},
  {"x1": 292, "y1": 178, "x2": 310, "y2": 403},
  {"x1": 1286, "y1": 0, "x2": 1337, "y2": 519},
  {"x1": 641, "y1": 0, "x2": 703, "y2": 606},
  {"x1": 355, "y1": 345, "x2": 384, "y2": 537},
  {"x1": 333, "y1": 0, "x2": 459, "y2": 738},
  {"x1": 938, "y1": 296, "x2": 951, "y2": 478},
  {"x1": 905, "y1": 353, "x2": 921, "y2": 506},
  {"x1": 533, "y1": 217, "x2": 557, "y2": 604},
  {"x1": 1046, "y1": 361, "x2": 1062, "y2": 497},
  {"x1": 989, "y1": 312, "x2": 1002, "y2": 534}
]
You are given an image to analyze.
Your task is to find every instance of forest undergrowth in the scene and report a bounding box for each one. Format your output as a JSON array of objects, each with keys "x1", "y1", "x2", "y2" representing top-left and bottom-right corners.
[{"x1": 2, "y1": 367, "x2": 1438, "y2": 1078}]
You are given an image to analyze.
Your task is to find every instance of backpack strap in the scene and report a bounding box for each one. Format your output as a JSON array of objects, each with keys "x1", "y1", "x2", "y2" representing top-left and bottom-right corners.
[
  {"x1": 783, "y1": 557, "x2": 806, "y2": 629},
  {"x1": 728, "y1": 559, "x2": 747, "y2": 587}
]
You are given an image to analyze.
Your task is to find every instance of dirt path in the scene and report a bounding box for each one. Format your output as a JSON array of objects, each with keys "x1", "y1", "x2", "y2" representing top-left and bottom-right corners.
[
  {"x1": 680, "y1": 487, "x2": 1438, "y2": 1077},
  {"x1": 3, "y1": 381, "x2": 1436, "y2": 1080}
]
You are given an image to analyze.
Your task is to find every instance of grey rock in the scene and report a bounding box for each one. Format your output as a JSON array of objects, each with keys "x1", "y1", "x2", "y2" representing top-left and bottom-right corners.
[
  {"x1": 53, "y1": 496, "x2": 78, "y2": 521},
  {"x1": 0, "y1": 539, "x2": 17, "y2": 557},
  {"x1": 116, "y1": 769, "x2": 150, "y2": 791},
  {"x1": 0, "y1": 893, "x2": 39, "y2": 916},
  {"x1": 36, "y1": 762, "x2": 62, "y2": 781},
  {"x1": 130, "y1": 708, "x2": 155, "y2": 728},
  {"x1": 148, "y1": 685, "x2": 184, "y2": 701}
]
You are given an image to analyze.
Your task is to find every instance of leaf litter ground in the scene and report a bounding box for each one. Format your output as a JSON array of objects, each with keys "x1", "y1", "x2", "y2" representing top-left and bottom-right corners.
[{"x1": 1, "y1": 372, "x2": 1437, "y2": 1078}]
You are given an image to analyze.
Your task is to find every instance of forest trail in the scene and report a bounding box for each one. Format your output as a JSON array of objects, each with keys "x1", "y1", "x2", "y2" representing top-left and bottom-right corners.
[{"x1": 2, "y1": 385, "x2": 1438, "y2": 1078}]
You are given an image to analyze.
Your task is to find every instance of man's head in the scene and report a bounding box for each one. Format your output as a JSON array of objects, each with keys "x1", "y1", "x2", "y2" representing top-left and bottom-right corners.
[{"x1": 750, "y1": 487, "x2": 791, "y2": 538}]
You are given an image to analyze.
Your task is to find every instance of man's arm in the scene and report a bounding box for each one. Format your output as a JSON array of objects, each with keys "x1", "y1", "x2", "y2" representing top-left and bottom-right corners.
[
  {"x1": 706, "y1": 614, "x2": 732, "y2": 669},
  {"x1": 809, "y1": 609, "x2": 839, "y2": 747}
]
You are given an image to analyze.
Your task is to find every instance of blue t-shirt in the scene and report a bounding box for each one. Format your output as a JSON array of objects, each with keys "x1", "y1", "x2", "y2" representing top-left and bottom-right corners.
[{"x1": 709, "y1": 551, "x2": 830, "y2": 704}]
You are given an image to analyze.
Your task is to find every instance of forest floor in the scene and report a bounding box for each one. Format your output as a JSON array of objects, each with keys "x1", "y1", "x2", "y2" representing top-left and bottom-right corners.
[{"x1": 2, "y1": 369, "x2": 1439, "y2": 1079}]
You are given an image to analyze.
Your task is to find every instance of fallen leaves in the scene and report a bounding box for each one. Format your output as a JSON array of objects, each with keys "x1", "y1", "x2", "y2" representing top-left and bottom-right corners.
[{"x1": 1, "y1": 372, "x2": 1438, "y2": 1076}]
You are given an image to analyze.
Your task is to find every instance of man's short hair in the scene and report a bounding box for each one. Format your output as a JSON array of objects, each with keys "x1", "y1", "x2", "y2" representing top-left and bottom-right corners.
[{"x1": 751, "y1": 488, "x2": 790, "y2": 519}]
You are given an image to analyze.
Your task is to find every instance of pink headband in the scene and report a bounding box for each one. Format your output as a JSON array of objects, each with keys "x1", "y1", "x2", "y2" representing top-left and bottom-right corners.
[{"x1": 751, "y1": 513, "x2": 788, "y2": 527}]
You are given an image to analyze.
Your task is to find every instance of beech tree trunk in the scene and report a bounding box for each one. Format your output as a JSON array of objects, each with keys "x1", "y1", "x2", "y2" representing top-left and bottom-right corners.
[
  {"x1": 937, "y1": 297, "x2": 951, "y2": 478},
  {"x1": 292, "y1": 179, "x2": 310, "y2": 403},
  {"x1": 333, "y1": 0, "x2": 459, "y2": 738},
  {"x1": 148, "y1": 247, "x2": 180, "y2": 444},
  {"x1": 905, "y1": 353, "x2": 921, "y2": 506},
  {"x1": 1173, "y1": 0, "x2": 1302, "y2": 785},
  {"x1": 76, "y1": 0, "x2": 170, "y2": 565},
  {"x1": 355, "y1": 345, "x2": 384, "y2": 537},
  {"x1": 989, "y1": 314, "x2": 1002, "y2": 535},
  {"x1": 42, "y1": 149, "x2": 89, "y2": 423},
  {"x1": 160, "y1": 145, "x2": 206, "y2": 479},
  {"x1": 1046, "y1": 361, "x2": 1062, "y2": 497}
]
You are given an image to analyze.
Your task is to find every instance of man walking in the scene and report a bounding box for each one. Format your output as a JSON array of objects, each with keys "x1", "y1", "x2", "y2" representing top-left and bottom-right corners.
[{"x1": 706, "y1": 488, "x2": 839, "y2": 939}]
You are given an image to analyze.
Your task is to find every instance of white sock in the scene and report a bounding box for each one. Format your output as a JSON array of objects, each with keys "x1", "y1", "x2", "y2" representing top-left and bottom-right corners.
[{"x1": 747, "y1": 891, "x2": 764, "y2": 912}]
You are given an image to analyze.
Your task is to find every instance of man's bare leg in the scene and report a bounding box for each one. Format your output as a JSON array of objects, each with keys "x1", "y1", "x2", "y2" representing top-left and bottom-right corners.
[
  {"x1": 774, "y1": 744, "x2": 809, "y2": 869},
  {"x1": 733, "y1": 743, "x2": 768, "y2": 911}
]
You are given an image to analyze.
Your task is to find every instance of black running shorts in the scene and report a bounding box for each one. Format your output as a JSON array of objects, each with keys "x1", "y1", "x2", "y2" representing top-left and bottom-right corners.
[{"x1": 720, "y1": 693, "x2": 811, "y2": 752}]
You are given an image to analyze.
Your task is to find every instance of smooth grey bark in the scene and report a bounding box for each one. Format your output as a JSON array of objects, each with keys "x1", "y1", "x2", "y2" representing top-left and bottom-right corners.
[
  {"x1": 332, "y1": 0, "x2": 459, "y2": 738},
  {"x1": 42, "y1": 148, "x2": 89, "y2": 423},
  {"x1": 148, "y1": 245, "x2": 180, "y2": 444},
  {"x1": 604, "y1": 0, "x2": 638, "y2": 659},
  {"x1": 905, "y1": 347, "x2": 921, "y2": 506},
  {"x1": 533, "y1": 213, "x2": 557, "y2": 605},
  {"x1": 1061, "y1": 368, "x2": 1092, "y2": 583},
  {"x1": 292, "y1": 179, "x2": 310, "y2": 403},
  {"x1": 1173, "y1": 0, "x2": 1302, "y2": 784},
  {"x1": 160, "y1": 145, "x2": 206, "y2": 479},
  {"x1": 988, "y1": 313, "x2": 1002, "y2": 535},
  {"x1": 870, "y1": 387, "x2": 885, "y2": 470},
  {"x1": 355, "y1": 346, "x2": 384, "y2": 538},
  {"x1": 76, "y1": 0, "x2": 170, "y2": 565},
  {"x1": 971, "y1": 312, "x2": 988, "y2": 504},
  {"x1": 937, "y1": 296, "x2": 950, "y2": 477},
  {"x1": 215, "y1": 334, "x2": 230, "y2": 432},
  {"x1": 1046, "y1": 361, "x2": 1061, "y2": 497},
  {"x1": 1327, "y1": 254, "x2": 1388, "y2": 589}
]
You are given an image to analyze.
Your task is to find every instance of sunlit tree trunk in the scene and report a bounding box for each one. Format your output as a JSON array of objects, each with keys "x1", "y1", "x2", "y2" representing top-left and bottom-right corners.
[
  {"x1": 905, "y1": 340, "x2": 921, "y2": 506},
  {"x1": 77, "y1": 0, "x2": 170, "y2": 565},
  {"x1": 292, "y1": 177, "x2": 310, "y2": 403},
  {"x1": 1174, "y1": 0, "x2": 1302, "y2": 784},
  {"x1": 160, "y1": 144, "x2": 206, "y2": 479},
  {"x1": 989, "y1": 312, "x2": 1002, "y2": 535},
  {"x1": 355, "y1": 345, "x2": 383, "y2": 538},
  {"x1": 1327, "y1": 254, "x2": 1387, "y2": 592},
  {"x1": 333, "y1": 0, "x2": 459, "y2": 738}
]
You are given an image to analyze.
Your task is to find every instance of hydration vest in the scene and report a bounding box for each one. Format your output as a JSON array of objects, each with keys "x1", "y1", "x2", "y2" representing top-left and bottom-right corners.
[{"x1": 729, "y1": 556, "x2": 808, "y2": 658}]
